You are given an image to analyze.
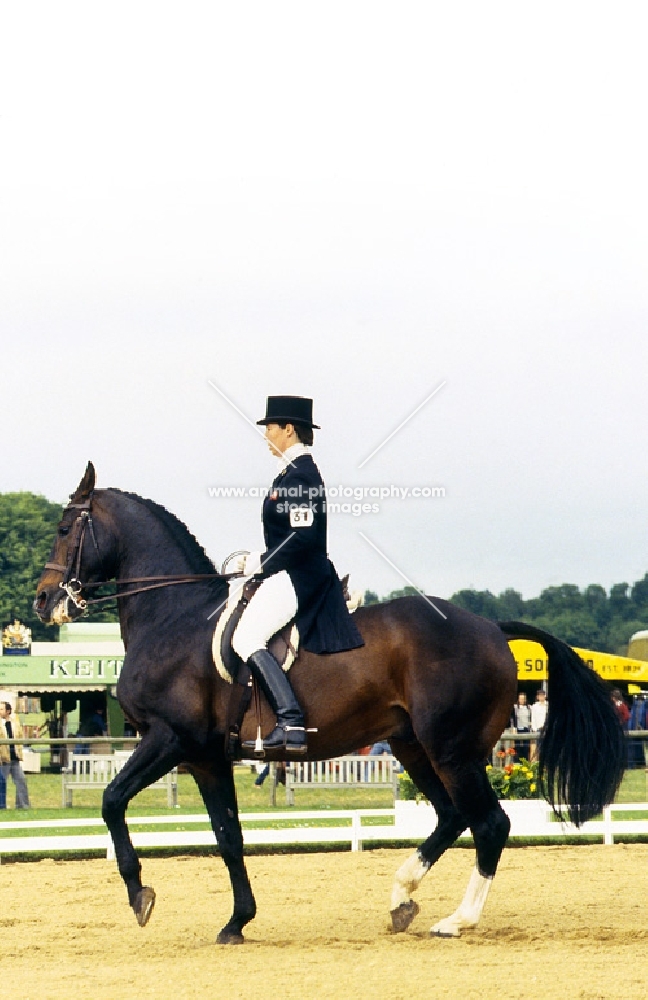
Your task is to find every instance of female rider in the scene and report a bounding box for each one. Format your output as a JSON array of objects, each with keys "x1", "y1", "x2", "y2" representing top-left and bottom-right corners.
[{"x1": 231, "y1": 395, "x2": 364, "y2": 756}]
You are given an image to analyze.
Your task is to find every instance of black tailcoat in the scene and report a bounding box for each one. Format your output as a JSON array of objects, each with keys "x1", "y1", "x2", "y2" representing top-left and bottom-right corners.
[{"x1": 260, "y1": 453, "x2": 364, "y2": 654}]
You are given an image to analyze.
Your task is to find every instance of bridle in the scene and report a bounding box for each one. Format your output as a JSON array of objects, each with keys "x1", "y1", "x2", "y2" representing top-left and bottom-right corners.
[
  {"x1": 44, "y1": 496, "x2": 104, "y2": 616},
  {"x1": 43, "y1": 492, "x2": 230, "y2": 618}
]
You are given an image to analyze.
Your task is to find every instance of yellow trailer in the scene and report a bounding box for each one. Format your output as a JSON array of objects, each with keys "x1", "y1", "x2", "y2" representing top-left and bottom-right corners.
[{"x1": 509, "y1": 640, "x2": 648, "y2": 684}]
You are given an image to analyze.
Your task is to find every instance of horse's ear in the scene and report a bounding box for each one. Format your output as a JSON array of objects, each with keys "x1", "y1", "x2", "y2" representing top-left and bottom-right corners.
[{"x1": 70, "y1": 461, "x2": 96, "y2": 502}]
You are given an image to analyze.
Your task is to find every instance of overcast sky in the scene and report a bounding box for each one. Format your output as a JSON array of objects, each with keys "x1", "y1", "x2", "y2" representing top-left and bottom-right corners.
[{"x1": 2, "y1": 3, "x2": 647, "y2": 602}]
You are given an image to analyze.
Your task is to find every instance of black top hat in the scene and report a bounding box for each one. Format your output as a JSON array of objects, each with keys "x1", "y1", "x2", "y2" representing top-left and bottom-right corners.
[{"x1": 256, "y1": 395, "x2": 320, "y2": 429}]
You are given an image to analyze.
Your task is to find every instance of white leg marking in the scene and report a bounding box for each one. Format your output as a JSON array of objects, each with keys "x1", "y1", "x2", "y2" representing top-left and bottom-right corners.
[
  {"x1": 390, "y1": 851, "x2": 430, "y2": 909},
  {"x1": 430, "y1": 865, "x2": 492, "y2": 938}
]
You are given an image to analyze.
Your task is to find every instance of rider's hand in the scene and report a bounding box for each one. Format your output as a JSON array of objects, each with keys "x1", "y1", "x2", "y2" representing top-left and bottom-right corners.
[
  {"x1": 228, "y1": 553, "x2": 247, "y2": 574},
  {"x1": 243, "y1": 551, "x2": 263, "y2": 575}
]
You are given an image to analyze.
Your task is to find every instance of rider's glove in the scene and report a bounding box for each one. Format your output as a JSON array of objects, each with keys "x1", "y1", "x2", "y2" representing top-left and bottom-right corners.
[
  {"x1": 243, "y1": 551, "x2": 263, "y2": 576},
  {"x1": 228, "y1": 553, "x2": 247, "y2": 574}
]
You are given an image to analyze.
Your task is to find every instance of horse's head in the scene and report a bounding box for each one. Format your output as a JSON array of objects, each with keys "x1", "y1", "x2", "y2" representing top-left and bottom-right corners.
[{"x1": 33, "y1": 461, "x2": 114, "y2": 625}]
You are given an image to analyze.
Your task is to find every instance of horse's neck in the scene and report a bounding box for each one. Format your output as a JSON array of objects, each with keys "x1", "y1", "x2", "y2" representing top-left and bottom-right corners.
[
  {"x1": 118, "y1": 528, "x2": 195, "y2": 578},
  {"x1": 110, "y1": 495, "x2": 203, "y2": 579},
  {"x1": 104, "y1": 493, "x2": 218, "y2": 642}
]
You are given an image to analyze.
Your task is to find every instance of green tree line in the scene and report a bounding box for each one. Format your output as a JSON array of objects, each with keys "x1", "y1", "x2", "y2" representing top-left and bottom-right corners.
[
  {"x1": 364, "y1": 579, "x2": 648, "y2": 656},
  {"x1": 0, "y1": 492, "x2": 119, "y2": 641}
]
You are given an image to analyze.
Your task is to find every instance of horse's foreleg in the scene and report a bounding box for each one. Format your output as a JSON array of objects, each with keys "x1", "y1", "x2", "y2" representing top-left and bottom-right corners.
[
  {"x1": 429, "y1": 866, "x2": 494, "y2": 938},
  {"x1": 191, "y1": 758, "x2": 256, "y2": 945},
  {"x1": 429, "y1": 763, "x2": 510, "y2": 938},
  {"x1": 388, "y1": 738, "x2": 466, "y2": 933},
  {"x1": 102, "y1": 724, "x2": 182, "y2": 926}
]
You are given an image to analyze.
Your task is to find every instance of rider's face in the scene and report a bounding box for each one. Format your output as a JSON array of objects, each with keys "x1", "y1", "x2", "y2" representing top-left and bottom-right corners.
[{"x1": 264, "y1": 423, "x2": 295, "y2": 456}]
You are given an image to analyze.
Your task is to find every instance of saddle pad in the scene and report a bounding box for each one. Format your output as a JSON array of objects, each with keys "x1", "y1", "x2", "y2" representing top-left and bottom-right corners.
[{"x1": 212, "y1": 580, "x2": 299, "y2": 683}]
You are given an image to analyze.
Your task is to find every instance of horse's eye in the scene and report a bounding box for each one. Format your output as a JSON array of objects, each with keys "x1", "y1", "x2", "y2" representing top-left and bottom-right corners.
[{"x1": 58, "y1": 525, "x2": 70, "y2": 537}]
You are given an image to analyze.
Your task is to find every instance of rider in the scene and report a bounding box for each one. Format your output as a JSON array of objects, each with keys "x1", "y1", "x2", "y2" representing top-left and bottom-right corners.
[{"x1": 231, "y1": 395, "x2": 364, "y2": 756}]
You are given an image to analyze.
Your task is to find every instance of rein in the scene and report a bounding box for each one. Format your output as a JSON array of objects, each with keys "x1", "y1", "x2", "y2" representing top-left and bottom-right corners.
[
  {"x1": 84, "y1": 573, "x2": 230, "y2": 606},
  {"x1": 45, "y1": 493, "x2": 234, "y2": 615}
]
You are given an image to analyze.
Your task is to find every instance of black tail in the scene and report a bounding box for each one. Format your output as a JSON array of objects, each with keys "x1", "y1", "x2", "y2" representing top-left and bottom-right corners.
[{"x1": 499, "y1": 621, "x2": 626, "y2": 826}]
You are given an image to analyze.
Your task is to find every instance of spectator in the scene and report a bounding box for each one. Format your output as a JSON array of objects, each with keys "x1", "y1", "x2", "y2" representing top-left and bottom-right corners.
[
  {"x1": 512, "y1": 692, "x2": 532, "y2": 759},
  {"x1": 368, "y1": 739, "x2": 403, "y2": 775},
  {"x1": 75, "y1": 705, "x2": 107, "y2": 754},
  {"x1": 254, "y1": 762, "x2": 285, "y2": 787},
  {"x1": 611, "y1": 689, "x2": 630, "y2": 730},
  {"x1": 0, "y1": 726, "x2": 7, "y2": 809},
  {"x1": 529, "y1": 690, "x2": 548, "y2": 762},
  {"x1": 0, "y1": 702, "x2": 30, "y2": 808},
  {"x1": 254, "y1": 763, "x2": 270, "y2": 786}
]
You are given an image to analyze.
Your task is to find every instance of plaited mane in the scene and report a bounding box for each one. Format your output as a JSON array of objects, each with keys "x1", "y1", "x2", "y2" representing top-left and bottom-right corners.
[{"x1": 107, "y1": 489, "x2": 217, "y2": 576}]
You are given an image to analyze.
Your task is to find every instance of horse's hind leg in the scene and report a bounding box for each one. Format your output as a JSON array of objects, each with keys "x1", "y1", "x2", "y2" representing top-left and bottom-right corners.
[
  {"x1": 388, "y1": 737, "x2": 466, "y2": 933},
  {"x1": 102, "y1": 722, "x2": 182, "y2": 926},
  {"x1": 190, "y1": 756, "x2": 257, "y2": 945},
  {"x1": 429, "y1": 761, "x2": 510, "y2": 938}
]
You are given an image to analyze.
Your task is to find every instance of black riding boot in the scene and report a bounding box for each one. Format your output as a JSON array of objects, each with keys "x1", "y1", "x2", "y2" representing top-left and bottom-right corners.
[{"x1": 241, "y1": 649, "x2": 307, "y2": 757}]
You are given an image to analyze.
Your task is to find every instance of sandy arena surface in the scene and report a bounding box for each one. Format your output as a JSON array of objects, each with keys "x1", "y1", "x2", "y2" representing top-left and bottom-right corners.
[{"x1": 3, "y1": 844, "x2": 648, "y2": 1000}]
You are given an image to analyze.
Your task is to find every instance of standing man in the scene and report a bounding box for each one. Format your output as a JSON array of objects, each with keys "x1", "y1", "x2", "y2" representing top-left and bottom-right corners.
[
  {"x1": 530, "y1": 689, "x2": 548, "y2": 732},
  {"x1": 529, "y1": 689, "x2": 548, "y2": 762},
  {"x1": 512, "y1": 691, "x2": 532, "y2": 759},
  {"x1": 0, "y1": 721, "x2": 7, "y2": 808},
  {"x1": 0, "y1": 702, "x2": 30, "y2": 808}
]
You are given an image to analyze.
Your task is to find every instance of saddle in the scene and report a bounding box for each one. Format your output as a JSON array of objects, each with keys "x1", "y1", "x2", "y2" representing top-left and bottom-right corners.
[
  {"x1": 212, "y1": 574, "x2": 361, "y2": 760},
  {"x1": 212, "y1": 578, "x2": 299, "y2": 684}
]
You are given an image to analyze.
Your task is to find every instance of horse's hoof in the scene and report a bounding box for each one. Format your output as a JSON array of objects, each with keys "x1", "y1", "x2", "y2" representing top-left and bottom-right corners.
[
  {"x1": 390, "y1": 900, "x2": 420, "y2": 933},
  {"x1": 430, "y1": 920, "x2": 461, "y2": 939},
  {"x1": 134, "y1": 887, "x2": 156, "y2": 927},
  {"x1": 216, "y1": 928, "x2": 245, "y2": 945}
]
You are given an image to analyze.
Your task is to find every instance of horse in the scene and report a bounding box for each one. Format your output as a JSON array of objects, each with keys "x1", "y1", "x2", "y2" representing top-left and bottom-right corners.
[{"x1": 33, "y1": 463, "x2": 626, "y2": 942}]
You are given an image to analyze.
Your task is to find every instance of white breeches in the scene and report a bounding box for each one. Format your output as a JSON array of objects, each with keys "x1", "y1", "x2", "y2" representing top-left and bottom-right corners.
[{"x1": 231, "y1": 571, "x2": 298, "y2": 662}]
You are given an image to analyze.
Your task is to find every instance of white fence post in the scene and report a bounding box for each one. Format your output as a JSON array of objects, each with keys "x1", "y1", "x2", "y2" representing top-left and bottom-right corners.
[{"x1": 351, "y1": 811, "x2": 361, "y2": 852}]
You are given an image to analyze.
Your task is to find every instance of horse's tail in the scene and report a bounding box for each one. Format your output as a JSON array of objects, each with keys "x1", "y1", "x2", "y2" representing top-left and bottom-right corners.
[{"x1": 498, "y1": 620, "x2": 626, "y2": 826}]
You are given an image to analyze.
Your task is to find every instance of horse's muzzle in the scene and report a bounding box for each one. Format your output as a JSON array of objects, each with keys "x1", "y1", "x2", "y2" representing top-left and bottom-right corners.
[
  {"x1": 33, "y1": 586, "x2": 80, "y2": 625},
  {"x1": 33, "y1": 589, "x2": 52, "y2": 622}
]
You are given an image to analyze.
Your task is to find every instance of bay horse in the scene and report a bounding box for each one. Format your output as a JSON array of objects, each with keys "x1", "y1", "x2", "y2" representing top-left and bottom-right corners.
[{"x1": 34, "y1": 464, "x2": 625, "y2": 942}]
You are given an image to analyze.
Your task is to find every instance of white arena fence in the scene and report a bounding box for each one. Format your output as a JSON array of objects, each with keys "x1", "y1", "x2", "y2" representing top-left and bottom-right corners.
[
  {"x1": 1, "y1": 738, "x2": 648, "y2": 859},
  {"x1": 2, "y1": 801, "x2": 648, "y2": 860}
]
